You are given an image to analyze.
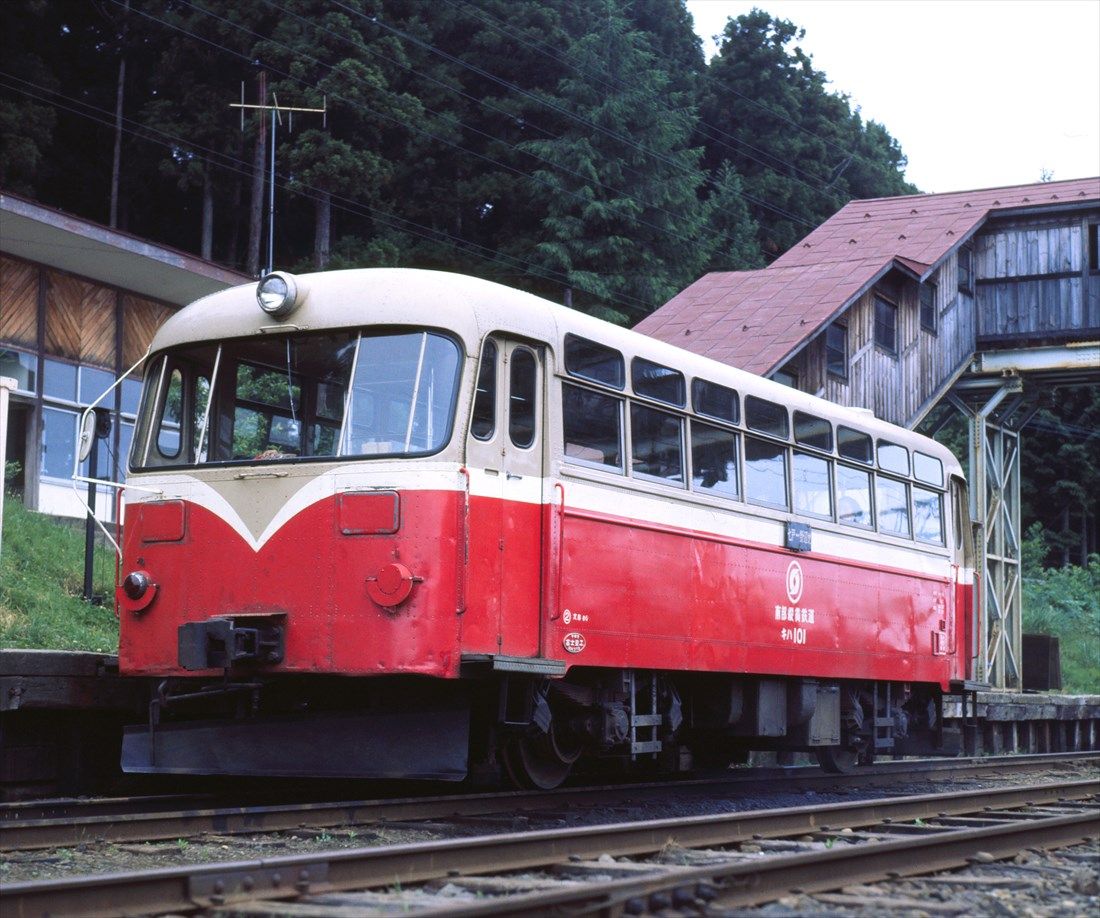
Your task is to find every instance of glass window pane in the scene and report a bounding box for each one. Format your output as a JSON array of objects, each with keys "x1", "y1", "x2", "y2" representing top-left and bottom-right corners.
[
  {"x1": 914, "y1": 486, "x2": 944, "y2": 543},
  {"x1": 838, "y1": 425, "x2": 873, "y2": 463},
  {"x1": 837, "y1": 464, "x2": 873, "y2": 528},
  {"x1": 120, "y1": 377, "x2": 142, "y2": 415},
  {"x1": 745, "y1": 396, "x2": 788, "y2": 438},
  {"x1": 0, "y1": 349, "x2": 37, "y2": 393},
  {"x1": 118, "y1": 420, "x2": 134, "y2": 476},
  {"x1": 745, "y1": 436, "x2": 788, "y2": 507},
  {"x1": 564, "y1": 335, "x2": 624, "y2": 389},
  {"x1": 471, "y1": 340, "x2": 497, "y2": 441},
  {"x1": 631, "y1": 404, "x2": 683, "y2": 484},
  {"x1": 878, "y1": 440, "x2": 910, "y2": 475},
  {"x1": 914, "y1": 451, "x2": 944, "y2": 487},
  {"x1": 343, "y1": 333, "x2": 461, "y2": 457},
  {"x1": 562, "y1": 383, "x2": 622, "y2": 469},
  {"x1": 825, "y1": 324, "x2": 847, "y2": 378},
  {"x1": 632, "y1": 357, "x2": 684, "y2": 406},
  {"x1": 692, "y1": 379, "x2": 738, "y2": 424},
  {"x1": 509, "y1": 348, "x2": 537, "y2": 448},
  {"x1": 79, "y1": 423, "x2": 111, "y2": 478},
  {"x1": 40, "y1": 406, "x2": 77, "y2": 478},
  {"x1": 793, "y1": 451, "x2": 832, "y2": 518},
  {"x1": 877, "y1": 476, "x2": 911, "y2": 536},
  {"x1": 794, "y1": 411, "x2": 832, "y2": 451},
  {"x1": 43, "y1": 359, "x2": 78, "y2": 402},
  {"x1": 691, "y1": 421, "x2": 739, "y2": 499},
  {"x1": 157, "y1": 369, "x2": 183, "y2": 459},
  {"x1": 874, "y1": 296, "x2": 897, "y2": 353},
  {"x1": 79, "y1": 367, "x2": 115, "y2": 406}
]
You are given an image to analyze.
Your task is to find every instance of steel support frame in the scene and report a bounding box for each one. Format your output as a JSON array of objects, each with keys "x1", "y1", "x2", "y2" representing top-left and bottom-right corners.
[{"x1": 948, "y1": 379, "x2": 1029, "y2": 689}]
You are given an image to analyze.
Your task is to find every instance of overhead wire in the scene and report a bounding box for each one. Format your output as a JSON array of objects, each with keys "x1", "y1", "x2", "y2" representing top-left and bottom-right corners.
[{"x1": 0, "y1": 70, "x2": 659, "y2": 317}]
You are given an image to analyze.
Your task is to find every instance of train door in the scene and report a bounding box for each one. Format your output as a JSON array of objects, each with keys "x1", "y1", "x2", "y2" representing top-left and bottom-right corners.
[{"x1": 465, "y1": 338, "x2": 545, "y2": 656}]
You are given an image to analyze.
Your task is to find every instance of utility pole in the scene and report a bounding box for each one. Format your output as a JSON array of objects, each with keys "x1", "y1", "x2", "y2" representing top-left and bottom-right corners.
[{"x1": 232, "y1": 87, "x2": 326, "y2": 276}]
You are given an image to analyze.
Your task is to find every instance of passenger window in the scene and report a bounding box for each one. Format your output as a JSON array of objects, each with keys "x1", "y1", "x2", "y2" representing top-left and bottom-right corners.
[
  {"x1": 838, "y1": 426, "x2": 873, "y2": 464},
  {"x1": 156, "y1": 368, "x2": 184, "y2": 458},
  {"x1": 877, "y1": 440, "x2": 910, "y2": 476},
  {"x1": 509, "y1": 348, "x2": 537, "y2": 448},
  {"x1": 691, "y1": 421, "x2": 739, "y2": 499},
  {"x1": 837, "y1": 465, "x2": 872, "y2": 528},
  {"x1": 631, "y1": 404, "x2": 684, "y2": 484},
  {"x1": 562, "y1": 383, "x2": 622, "y2": 470},
  {"x1": 692, "y1": 379, "x2": 739, "y2": 424},
  {"x1": 876, "y1": 476, "x2": 911, "y2": 536},
  {"x1": 914, "y1": 451, "x2": 944, "y2": 487},
  {"x1": 914, "y1": 486, "x2": 945, "y2": 544},
  {"x1": 564, "y1": 335, "x2": 624, "y2": 389},
  {"x1": 632, "y1": 358, "x2": 685, "y2": 406},
  {"x1": 794, "y1": 412, "x2": 832, "y2": 451},
  {"x1": 793, "y1": 451, "x2": 832, "y2": 519},
  {"x1": 745, "y1": 396, "x2": 789, "y2": 438},
  {"x1": 470, "y1": 340, "x2": 497, "y2": 440},
  {"x1": 745, "y1": 436, "x2": 788, "y2": 508}
]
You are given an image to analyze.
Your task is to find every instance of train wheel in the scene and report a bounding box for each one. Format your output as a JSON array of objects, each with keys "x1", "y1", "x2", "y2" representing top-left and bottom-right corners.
[
  {"x1": 815, "y1": 746, "x2": 860, "y2": 773},
  {"x1": 501, "y1": 727, "x2": 581, "y2": 790}
]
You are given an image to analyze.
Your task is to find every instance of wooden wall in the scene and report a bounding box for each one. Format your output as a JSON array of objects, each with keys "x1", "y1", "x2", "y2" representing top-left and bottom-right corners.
[
  {"x1": 0, "y1": 253, "x2": 175, "y2": 372},
  {"x1": 974, "y1": 213, "x2": 1100, "y2": 342},
  {"x1": 779, "y1": 258, "x2": 976, "y2": 428}
]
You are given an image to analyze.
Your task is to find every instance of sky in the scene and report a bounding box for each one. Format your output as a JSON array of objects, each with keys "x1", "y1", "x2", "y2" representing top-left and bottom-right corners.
[{"x1": 684, "y1": 0, "x2": 1100, "y2": 193}]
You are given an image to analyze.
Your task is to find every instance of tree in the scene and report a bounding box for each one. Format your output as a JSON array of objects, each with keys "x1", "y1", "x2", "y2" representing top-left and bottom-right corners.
[{"x1": 519, "y1": 5, "x2": 711, "y2": 321}]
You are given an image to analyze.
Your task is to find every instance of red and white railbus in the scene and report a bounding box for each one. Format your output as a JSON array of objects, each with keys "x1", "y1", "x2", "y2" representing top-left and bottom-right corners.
[{"x1": 104, "y1": 268, "x2": 976, "y2": 786}]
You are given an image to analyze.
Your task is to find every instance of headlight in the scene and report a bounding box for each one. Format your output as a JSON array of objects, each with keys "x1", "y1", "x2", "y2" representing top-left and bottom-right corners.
[{"x1": 256, "y1": 271, "x2": 301, "y2": 318}]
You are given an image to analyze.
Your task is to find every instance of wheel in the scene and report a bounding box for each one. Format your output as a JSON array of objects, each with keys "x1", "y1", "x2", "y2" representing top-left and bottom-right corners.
[
  {"x1": 815, "y1": 746, "x2": 860, "y2": 774},
  {"x1": 500, "y1": 727, "x2": 581, "y2": 790}
]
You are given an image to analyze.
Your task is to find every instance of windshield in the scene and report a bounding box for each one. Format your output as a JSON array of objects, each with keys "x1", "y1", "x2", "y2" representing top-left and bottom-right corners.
[{"x1": 131, "y1": 330, "x2": 462, "y2": 469}]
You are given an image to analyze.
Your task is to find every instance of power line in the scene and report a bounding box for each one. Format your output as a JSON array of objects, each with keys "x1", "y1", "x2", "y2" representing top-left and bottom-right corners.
[{"x1": 0, "y1": 70, "x2": 660, "y2": 317}]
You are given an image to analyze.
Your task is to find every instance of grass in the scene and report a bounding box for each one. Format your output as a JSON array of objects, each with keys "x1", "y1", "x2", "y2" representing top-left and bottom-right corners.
[{"x1": 1, "y1": 493, "x2": 119, "y2": 652}]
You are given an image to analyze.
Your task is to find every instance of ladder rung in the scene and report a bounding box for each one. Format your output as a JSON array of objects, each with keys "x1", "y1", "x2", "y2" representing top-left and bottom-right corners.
[{"x1": 631, "y1": 714, "x2": 662, "y2": 726}]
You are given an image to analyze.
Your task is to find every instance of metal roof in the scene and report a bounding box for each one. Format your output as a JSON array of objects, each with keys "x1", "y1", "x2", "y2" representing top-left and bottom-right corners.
[
  {"x1": 0, "y1": 191, "x2": 251, "y2": 306},
  {"x1": 636, "y1": 176, "x2": 1100, "y2": 375}
]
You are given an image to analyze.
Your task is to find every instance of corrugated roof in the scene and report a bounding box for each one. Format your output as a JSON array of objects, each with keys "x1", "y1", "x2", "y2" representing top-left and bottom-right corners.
[{"x1": 636, "y1": 176, "x2": 1100, "y2": 375}]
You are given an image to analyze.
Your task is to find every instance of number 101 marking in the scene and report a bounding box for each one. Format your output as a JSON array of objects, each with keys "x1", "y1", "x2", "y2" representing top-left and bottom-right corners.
[{"x1": 781, "y1": 626, "x2": 808, "y2": 645}]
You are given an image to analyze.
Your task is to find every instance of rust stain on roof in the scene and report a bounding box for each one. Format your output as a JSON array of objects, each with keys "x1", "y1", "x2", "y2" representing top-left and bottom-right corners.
[{"x1": 636, "y1": 177, "x2": 1100, "y2": 375}]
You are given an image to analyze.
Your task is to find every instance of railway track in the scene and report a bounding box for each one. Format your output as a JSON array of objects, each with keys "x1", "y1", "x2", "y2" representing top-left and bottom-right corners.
[
  {"x1": 2, "y1": 751, "x2": 1096, "y2": 853},
  {"x1": 3, "y1": 777, "x2": 1096, "y2": 916}
]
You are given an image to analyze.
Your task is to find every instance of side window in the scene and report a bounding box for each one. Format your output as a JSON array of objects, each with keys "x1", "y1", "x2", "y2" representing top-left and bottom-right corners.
[
  {"x1": 914, "y1": 486, "x2": 945, "y2": 544},
  {"x1": 508, "y1": 347, "x2": 537, "y2": 448},
  {"x1": 631, "y1": 404, "x2": 684, "y2": 485},
  {"x1": 632, "y1": 358, "x2": 685, "y2": 406},
  {"x1": 793, "y1": 451, "x2": 832, "y2": 519},
  {"x1": 470, "y1": 340, "x2": 497, "y2": 440},
  {"x1": 745, "y1": 436, "x2": 788, "y2": 508},
  {"x1": 692, "y1": 378, "x2": 738, "y2": 424},
  {"x1": 874, "y1": 295, "x2": 897, "y2": 354},
  {"x1": 914, "y1": 451, "x2": 944, "y2": 487},
  {"x1": 745, "y1": 396, "x2": 789, "y2": 438},
  {"x1": 837, "y1": 465, "x2": 872, "y2": 528},
  {"x1": 794, "y1": 412, "x2": 832, "y2": 451},
  {"x1": 838, "y1": 425, "x2": 873, "y2": 464},
  {"x1": 920, "y1": 282, "x2": 937, "y2": 332},
  {"x1": 690, "y1": 421, "x2": 739, "y2": 499},
  {"x1": 562, "y1": 383, "x2": 622, "y2": 470},
  {"x1": 825, "y1": 323, "x2": 847, "y2": 379},
  {"x1": 877, "y1": 440, "x2": 910, "y2": 476},
  {"x1": 156, "y1": 368, "x2": 184, "y2": 458},
  {"x1": 876, "y1": 476, "x2": 911, "y2": 536},
  {"x1": 564, "y1": 335, "x2": 624, "y2": 388}
]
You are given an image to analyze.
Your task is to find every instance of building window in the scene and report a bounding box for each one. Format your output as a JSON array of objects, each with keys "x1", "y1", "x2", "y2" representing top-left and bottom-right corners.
[
  {"x1": 873, "y1": 296, "x2": 897, "y2": 355},
  {"x1": 1089, "y1": 224, "x2": 1098, "y2": 272},
  {"x1": 825, "y1": 323, "x2": 847, "y2": 379},
  {"x1": 920, "y1": 282, "x2": 937, "y2": 333},
  {"x1": 957, "y1": 245, "x2": 973, "y2": 293},
  {"x1": 772, "y1": 368, "x2": 798, "y2": 389}
]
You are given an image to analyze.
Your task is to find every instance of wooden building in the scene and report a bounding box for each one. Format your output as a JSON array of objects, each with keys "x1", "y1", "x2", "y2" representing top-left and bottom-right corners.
[
  {"x1": 637, "y1": 177, "x2": 1100, "y2": 427},
  {"x1": 0, "y1": 192, "x2": 249, "y2": 519}
]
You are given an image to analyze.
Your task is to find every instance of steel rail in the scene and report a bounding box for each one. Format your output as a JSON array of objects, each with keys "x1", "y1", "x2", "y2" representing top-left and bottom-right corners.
[
  {"x1": 3, "y1": 751, "x2": 1096, "y2": 853},
  {"x1": 3, "y1": 779, "x2": 1096, "y2": 917}
]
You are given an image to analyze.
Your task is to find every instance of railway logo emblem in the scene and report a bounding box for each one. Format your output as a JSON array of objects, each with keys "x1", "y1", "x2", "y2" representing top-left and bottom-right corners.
[
  {"x1": 785, "y1": 560, "x2": 804, "y2": 605},
  {"x1": 563, "y1": 632, "x2": 586, "y2": 654}
]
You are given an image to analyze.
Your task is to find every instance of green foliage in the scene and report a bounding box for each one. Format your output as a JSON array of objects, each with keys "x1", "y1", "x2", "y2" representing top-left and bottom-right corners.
[
  {"x1": 1, "y1": 495, "x2": 118, "y2": 652},
  {"x1": 4, "y1": 461, "x2": 21, "y2": 487},
  {"x1": 1021, "y1": 524, "x2": 1100, "y2": 694}
]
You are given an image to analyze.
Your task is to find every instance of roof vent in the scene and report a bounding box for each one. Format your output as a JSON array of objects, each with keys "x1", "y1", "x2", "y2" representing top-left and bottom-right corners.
[
  {"x1": 802, "y1": 242, "x2": 812, "y2": 248},
  {"x1": 993, "y1": 199, "x2": 1001, "y2": 205},
  {"x1": 1022, "y1": 196, "x2": 1030, "y2": 202},
  {"x1": 964, "y1": 202, "x2": 972, "y2": 208},
  {"x1": 898, "y1": 234, "x2": 906, "y2": 240},
  {"x1": 947, "y1": 230, "x2": 955, "y2": 236},
  {"x1": 864, "y1": 212, "x2": 872, "y2": 218},
  {"x1": 849, "y1": 238, "x2": 857, "y2": 245},
  {"x1": 1051, "y1": 194, "x2": 1059, "y2": 199}
]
